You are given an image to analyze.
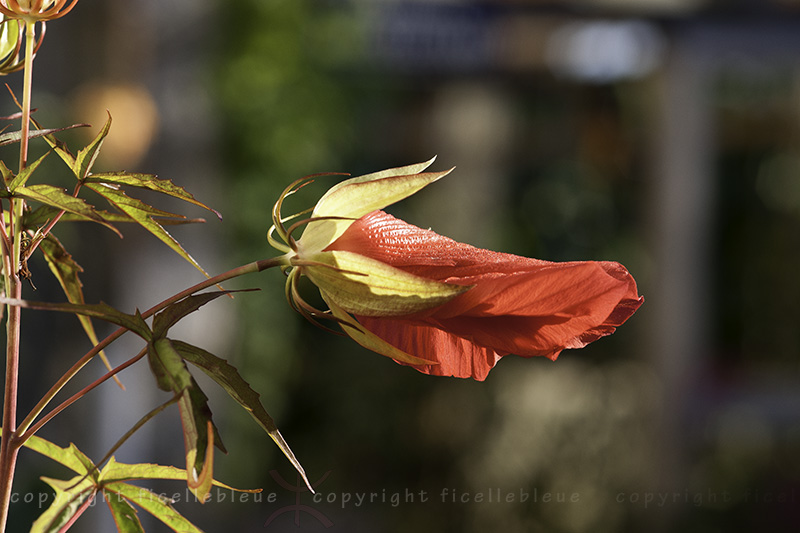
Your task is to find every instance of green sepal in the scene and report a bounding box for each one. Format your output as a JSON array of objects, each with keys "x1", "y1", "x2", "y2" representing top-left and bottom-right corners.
[
  {"x1": 298, "y1": 158, "x2": 451, "y2": 252},
  {"x1": 302, "y1": 249, "x2": 469, "y2": 317},
  {"x1": 321, "y1": 293, "x2": 436, "y2": 366}
]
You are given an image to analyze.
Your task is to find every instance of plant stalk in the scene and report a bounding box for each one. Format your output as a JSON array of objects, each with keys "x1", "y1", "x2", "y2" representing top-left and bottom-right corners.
[{"x1": 0, "y1": 20, "x2": 37, "y2": 532}]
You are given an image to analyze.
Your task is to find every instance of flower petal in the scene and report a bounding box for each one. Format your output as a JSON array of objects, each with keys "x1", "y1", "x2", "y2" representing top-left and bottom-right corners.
[
  {"x1": 330, "y1": 210, "x2": 643, "y2": 378},
  {"x1": 321, "y1": 293, "x2": 437, "y2": 366},
  {"x1": 300, "y1": 250, "x2": 469, "y2": 317},
  {"x1": 355, "y1": 316, "x2": 503, "y2": 381}
]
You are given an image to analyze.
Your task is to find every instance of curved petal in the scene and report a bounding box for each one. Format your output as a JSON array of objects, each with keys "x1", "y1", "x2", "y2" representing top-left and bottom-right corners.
[
  {"x1": 332, "y1": 210, "x2": 643, "y2": 378},
  {"x1": 356, "y1": 316, "x2": 503, "y2": 381}
]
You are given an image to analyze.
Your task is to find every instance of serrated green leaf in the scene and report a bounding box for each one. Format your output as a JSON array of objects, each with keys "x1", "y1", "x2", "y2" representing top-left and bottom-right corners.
[
  {"x1": 74, "y1": 112, "x2": 112, "y2": 180},
  {"x1": 85, "y1": 172, "x2": 221, "y2": 220},
  {"x1": 24, "y1": 205, "x2": 207, "y2": 228},
  {"x1": 0, "y1": 297, "x2": 152, "y2": 340},
  {"x1": 0, "y1": 160, "x2": 13, "y2": 190},
  {"x1": 31, "y1": 117, "x2": 78, "y2": 169},
  {"x1": 0, "y1": 126, "x2": 89, "y2": 148},
  {"x1": 86, "y1": 183, "x2": 211, "y2": 276},
  {"x1": 147, "y1": 338, "x2": 193, "y2": 393},
  {"x1": 98, "y1": 457, "x2": 259, "y2": 493},
  {"x1": 0, "y1": 428, "x2": 92, "y2": 476},
  {"x1": 147, "y1": 338, "x2": 224, "y2": 503},
  {"x1": 104, "y1": 492, "x2": 144, "y2": 533},
  {"x1": 15, "y1": 184, "x2": 121, "y2": 235},
  {"x1": 102, "y1": 482, "x2": 205, "y2": 533},
  {"x1": 38, "y1": 234, "x2": 119, "y2": 383},
  {"x1": 32, "y1": 476, "x2": 96, "y2": 533},
  {"x1": 7, "y1": 150, "x2": 49, "y2": 191},
  {"x1": 172, "y1": 340, "x2": 313, "y2": 492},
  {"x1": 152, "y1": 291, "x2": 237, "y2": 339}
]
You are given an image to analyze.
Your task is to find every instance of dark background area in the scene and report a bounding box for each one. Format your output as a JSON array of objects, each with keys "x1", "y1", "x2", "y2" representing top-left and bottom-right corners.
[{"x1": 2, "y1": 0, "x2": 800, "y2": 531}]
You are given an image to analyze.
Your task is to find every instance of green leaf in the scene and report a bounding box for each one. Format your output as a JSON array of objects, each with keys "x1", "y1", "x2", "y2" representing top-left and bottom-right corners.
[
  {"x1": 0, "y1": 297, "x2": 152, "y2": 340},
  {"x1": 104, "y1": 492, "x2": 144, "y2": 533},
  {"x1": 147, "y1": 338, "x2": 225, "y2": 502},
  {"x1": 0, "y1": 428, "x2": 92, "y2": 476},
  {"x1": 173, "y1": 340, "x2": 313, "y2": 492},
  {"x1": 74, "y1": 112, "x2": 112, "y2": 180},
  {"x1": 152, "y1": 291, "x2": 234, "y2": 339},
  {"x1": 7, "y1": 150, "x2": 49, "y2": 191},
  {"x1": 32, "y1": 117, "x2": 79, "y2": 169},
  {"x1": 86, "y1": 183, "x2": 210, "y2": 276},
  {"x1": 0, "y1": 160, "x2": 13, "y2": 191},
  {"x1": 0, "y1": 125, "x2": 89, "y2": 148},
  {"x1": 102, "y1": 482, "x2": 204, "y2": 533},
  {"x1": 24, "y1": 205, "x2": 207, "y2": 228},
  {"x1": 31, "y1": 476, "x2": 96, "y2": 533},
  {"x1": 98, "y1": 457, "x2": 258, "y2": 493},
  {"x1": 85, "y1": 172, "x2": 221, "y2": 220},
  {"x1": 12, "y1": 431, "x2": 255, "y2": 533},
  {"x1": 38, "y1": 234, "x2": 119, "y2": 383},
  {"x1": 15, "y1": 183, "x2": 120, "y2": 235}
]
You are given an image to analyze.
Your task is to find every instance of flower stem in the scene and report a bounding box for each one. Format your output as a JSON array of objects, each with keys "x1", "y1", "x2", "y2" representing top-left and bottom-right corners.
[{"x1": 0, "y1": 20, "x2": 37, "y2": 532}]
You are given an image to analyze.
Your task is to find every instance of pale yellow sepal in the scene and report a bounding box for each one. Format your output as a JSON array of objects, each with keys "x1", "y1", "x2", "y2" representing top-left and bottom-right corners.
[
  {"x1": 297, "y1": 158, "x2": 453, "y2": 253},
  {"x1": 300, "y1": 250, "x2": 469, "y2": 317},
  {"x1": 321, "y1": 292, "x2": 437, "y2": 366}
]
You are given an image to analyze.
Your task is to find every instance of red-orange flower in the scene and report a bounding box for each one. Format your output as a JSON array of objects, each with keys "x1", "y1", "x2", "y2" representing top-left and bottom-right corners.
[
  {"x1": 269, "y1": 159, "x2": 642, "y2": 381},
  {"x1": 326, "y1": 210, "x2": 643, "y2": 380}
]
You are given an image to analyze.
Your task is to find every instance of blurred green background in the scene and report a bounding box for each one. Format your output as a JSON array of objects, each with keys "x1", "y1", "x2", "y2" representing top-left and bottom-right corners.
[{"x1": 3, "y1": 0, "x2": 800, "y2": 531}]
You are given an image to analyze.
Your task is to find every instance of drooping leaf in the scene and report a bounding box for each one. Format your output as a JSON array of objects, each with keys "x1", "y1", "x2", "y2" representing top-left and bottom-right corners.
[
  {"x1": 147, "y1": 338, "x2": 225, "y2": 502},
  {"x1": 85, "y1": 172, "x2": 221, "y2": 220},
  {"x1": 31, "y1": 476, "x2": 97, "y2": 533},
  {"x1": 104, "y1": 492, "x2": 144, "y2": 533},
  {"x1": 38, "y1": 234, "x2": 120, "y2": 385},
  {"x1": 0, "y1": 297, "x2": 152, "y2": 340},
  {"x1": 102, "y1": 483, "x2": 204, "y2": 533},
  {"x1": 172, "y1": 340, "x2": 313, "y2": 492},
  {"x1": 15, "y1": 183, "x2": 120, "y2": 235},
  {"x1": 86, "y1": 182, "x2": 210, "y2": 276}
]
